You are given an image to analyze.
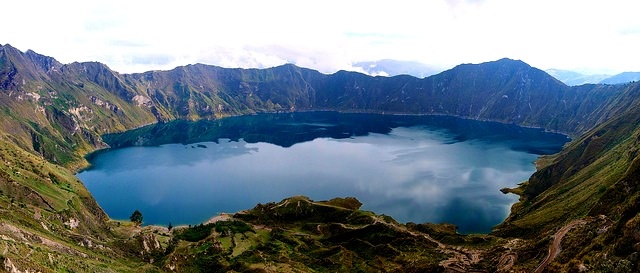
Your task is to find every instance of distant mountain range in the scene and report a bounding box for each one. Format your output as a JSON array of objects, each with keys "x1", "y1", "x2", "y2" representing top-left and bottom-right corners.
[
  {"x1": 2, "y1": 43, "x2": 640, "y2": 272},
  {"x1": 352, "y1": 59, "x2": 441, "y2": 78},
  {"x1": 599, "y1": 71, "x2": 640, "y2": 84},
  {"x1": 546, "y1": 68, "x2": 640, "y2": 85}
]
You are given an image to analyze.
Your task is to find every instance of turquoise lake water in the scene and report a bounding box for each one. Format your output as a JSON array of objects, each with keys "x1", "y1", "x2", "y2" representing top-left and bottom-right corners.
[{"x1": 77, "y1": 112, "x2": 569, "y2": 233}]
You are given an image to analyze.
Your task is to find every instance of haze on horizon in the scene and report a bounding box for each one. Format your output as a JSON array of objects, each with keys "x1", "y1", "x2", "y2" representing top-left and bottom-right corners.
[{"x1": 3, "y1": 0, "x2": 640, "y2": 75}]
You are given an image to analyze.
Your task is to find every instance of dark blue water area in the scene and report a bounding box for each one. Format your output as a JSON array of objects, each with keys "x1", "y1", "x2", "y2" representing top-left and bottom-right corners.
[{"x1": 77, "y1": 112, "x2": 569, "y2": 234}]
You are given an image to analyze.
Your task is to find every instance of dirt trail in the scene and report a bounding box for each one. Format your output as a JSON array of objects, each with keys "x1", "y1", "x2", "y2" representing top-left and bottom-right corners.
[
  {"x1": 438, "y1": 244, "x2": 484, "y2": 273},
  {"x1": 497, "y1": 252, "x2": 516, "y2": 272},
  {"x1": 402, "y1": 227, "x2": 483, "y2": 271},
  {"x1": 369, "y1": 215, "x2": 485, "y2": 272},
  {"x1": 534, "y1": 219, "x2": 587, "y2": 273},
  {"x1": 496, "y1": 238, "x2": 524, "y2": 272}
]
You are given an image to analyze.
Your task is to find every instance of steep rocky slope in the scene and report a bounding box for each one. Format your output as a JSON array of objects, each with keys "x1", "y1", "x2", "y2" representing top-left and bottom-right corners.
[
  {"x1": 493, "y1": 82, "x2": 640, "y2": 271},
  {"x1": 0, "y1": 44, "x2": 157, "y2": 168}
]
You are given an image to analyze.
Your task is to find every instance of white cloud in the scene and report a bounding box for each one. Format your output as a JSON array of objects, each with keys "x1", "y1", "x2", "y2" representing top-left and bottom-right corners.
[{"x1": 3, "y1": 0, "x2": 640, "y2": 74}]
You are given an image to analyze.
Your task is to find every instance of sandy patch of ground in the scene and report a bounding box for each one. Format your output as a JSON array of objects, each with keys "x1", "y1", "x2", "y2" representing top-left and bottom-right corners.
[{"x1": 204, "y1": 213, "x2": 233, "y2": 224}]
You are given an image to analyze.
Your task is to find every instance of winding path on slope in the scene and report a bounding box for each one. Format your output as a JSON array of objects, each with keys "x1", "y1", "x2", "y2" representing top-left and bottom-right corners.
[
  {"x1": 534, "y1": 219, "x2": 588, "y2": 273},
  {"x1": 371, "y1": 215, "x2": 484, "y2": 272}
]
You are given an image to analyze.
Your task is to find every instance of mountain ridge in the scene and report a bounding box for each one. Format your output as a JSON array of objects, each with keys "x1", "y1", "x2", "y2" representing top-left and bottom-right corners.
[
  {"x1": 600, "y1": 71, "x2": 640, "y2": 85},
  {"x1": 547, "y1": 68, "x2": 640, "y2": 86},
  {"x1": 2, "y1": 43, "x2": 617, "y2": 138}
]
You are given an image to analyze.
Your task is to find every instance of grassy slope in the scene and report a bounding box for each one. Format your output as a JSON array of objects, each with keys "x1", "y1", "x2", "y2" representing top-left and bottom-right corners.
[
  {"x1": 499, "y1": 84, "x2": 640, "y2": 232},
  {"x1": 493, "y1": 84, "x2": 640, "y2": 271},
  {"x1": 0, "y1": 136, "x2": 162, "y2": 272}
]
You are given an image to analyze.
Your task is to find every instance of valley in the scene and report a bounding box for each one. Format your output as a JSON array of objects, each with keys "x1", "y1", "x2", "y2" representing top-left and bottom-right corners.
[{"x1": 1, "y1": 43, "x2": 639, "y2": 272}]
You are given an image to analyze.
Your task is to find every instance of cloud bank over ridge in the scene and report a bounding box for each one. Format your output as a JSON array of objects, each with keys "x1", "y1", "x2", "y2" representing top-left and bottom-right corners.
[{"x1": 4, "y1": 0, "x2": 640, "y2": 75}]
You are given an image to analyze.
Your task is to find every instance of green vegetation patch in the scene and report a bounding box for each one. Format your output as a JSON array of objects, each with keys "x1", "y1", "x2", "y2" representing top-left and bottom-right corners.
[{"x1": 174, "y1": 220, "x2": 254, "y2": 242}]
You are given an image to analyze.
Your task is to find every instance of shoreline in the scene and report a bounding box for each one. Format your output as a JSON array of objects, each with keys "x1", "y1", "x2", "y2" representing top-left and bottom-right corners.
[{"x1": 76, "y1": 111, "x2": 571, "y2": 234}]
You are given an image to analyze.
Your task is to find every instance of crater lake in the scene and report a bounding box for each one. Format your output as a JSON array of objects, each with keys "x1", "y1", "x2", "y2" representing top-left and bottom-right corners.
[{"x1": 77, "y1": 112, "x2": 569, "y2": 234}]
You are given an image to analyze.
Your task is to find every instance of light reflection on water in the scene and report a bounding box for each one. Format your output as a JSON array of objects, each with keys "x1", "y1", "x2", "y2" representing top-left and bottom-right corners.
[{"x1": 78, "y1": 113, "x2": 567, "y2": 234}]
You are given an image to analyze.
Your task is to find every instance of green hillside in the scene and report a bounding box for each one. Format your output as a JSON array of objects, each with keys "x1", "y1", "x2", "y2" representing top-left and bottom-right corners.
[{"x1": 494, "y1": 83, "x2": 640, "y2": 271}]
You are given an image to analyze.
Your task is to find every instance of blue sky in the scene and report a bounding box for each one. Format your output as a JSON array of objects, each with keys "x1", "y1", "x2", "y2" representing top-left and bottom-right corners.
[{"x1": 4, "y1": 0, "x2": 640, "y2": 74}]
